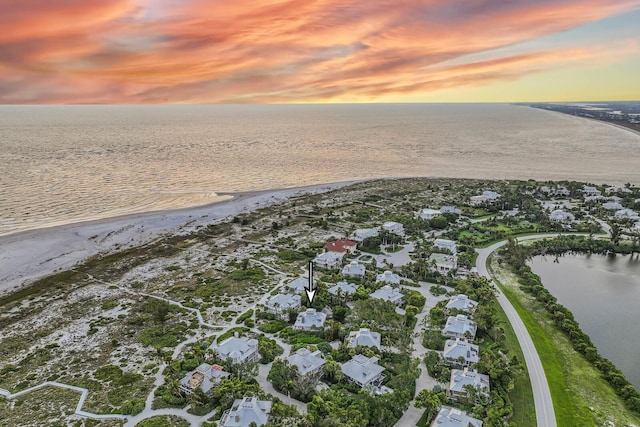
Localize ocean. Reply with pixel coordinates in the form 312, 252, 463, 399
1, 103, 639, 235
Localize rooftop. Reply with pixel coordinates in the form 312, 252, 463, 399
347, 328, 381, 349
341, 354, 385, 385
287, 348, 325, 376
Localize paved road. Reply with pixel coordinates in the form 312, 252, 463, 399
475, 234, 568, 427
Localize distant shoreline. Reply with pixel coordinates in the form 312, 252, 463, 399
0, 179, 362, 297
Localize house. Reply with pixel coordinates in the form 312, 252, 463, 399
284, 277, 308, 294
210, 334, 259, 364
313, 251, 344, 269
429, 253, 458, 274
606, 185, 632, 194
347, 328, 381, 349
352, 228, 379, 242
540, 185, 571, 197
449, 368, 490, 401
433, 238, 457, 254
219, 396, 272, 427
615, 209, 640, 221
341, 355, 385, 388
286, 348, 325, 377
430, 406, 484, 427
381, 221, 405, 235
470, 191, 500, 205
602, 202, 623, 210
325, 239, 357, 253
440, 206, 462, 215
582, 185, 602, 198
342, 260, 366, 278
419, 208, 442, 220
293, 308, 327, 330
442, 314, 477, 339
376, 270, 401, 284
328, 281, 357, 298
549, 209, 575, 223
265, 293, 301, 319
443, 339, 480, 368
445, 294, 478, 314
179, 363, 230, 394
370, 285, 404, 305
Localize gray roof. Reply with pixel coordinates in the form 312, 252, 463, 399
443, 314, 477, 338
431, 406, 483, 427
328, 281, 358, 296
220, 396, 272, 427
352, 228, 379, 241
347, 328, 381, 349
440, 206, 462, 214
449, 368, 490, 394
211, 336, 259, 363
294, 308, 327, 329
285, 277, 308, 293
287, 348, 325, 376
266, 293, 301, 311
603, 202, 624, 210
375, 271, 401, 284
342, 261, 366, 277
370, 285, 403, 303
445, 294, 478, 313
179, 363, 230, 393
443, 339, 479, 365
341, 355, 385, 385
434, 239, 457, 253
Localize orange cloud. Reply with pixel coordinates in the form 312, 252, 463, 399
0, 0, 639, 103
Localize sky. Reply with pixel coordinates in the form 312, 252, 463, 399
1, 0, 639, 104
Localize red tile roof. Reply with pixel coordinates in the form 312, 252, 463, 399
326, 240, 357, 253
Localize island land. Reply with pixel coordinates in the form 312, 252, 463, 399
1, 177, 639, 427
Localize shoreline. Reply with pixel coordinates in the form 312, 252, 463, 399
0, 179, 363, 298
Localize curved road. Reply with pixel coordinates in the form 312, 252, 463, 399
475, 234, 566, 427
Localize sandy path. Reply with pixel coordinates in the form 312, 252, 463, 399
0, 180, 358, 297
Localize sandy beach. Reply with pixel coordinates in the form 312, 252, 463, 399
0, 180, 358, 298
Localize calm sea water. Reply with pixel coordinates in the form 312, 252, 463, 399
530, 254, 640, 389
1, 104, 639, 235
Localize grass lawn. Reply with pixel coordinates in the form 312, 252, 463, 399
489, 257, 640, 427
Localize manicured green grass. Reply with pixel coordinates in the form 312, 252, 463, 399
490, 299, 536, 426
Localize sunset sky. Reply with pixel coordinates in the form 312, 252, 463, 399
1, 0, 639, 104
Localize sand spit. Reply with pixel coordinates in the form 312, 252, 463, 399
0, 180, 358, 297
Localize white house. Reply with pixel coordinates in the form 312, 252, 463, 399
347, 328, 382, 349
602, 202, 624, 210
328, 281, 357, 298
449, 368, 490, 401
440, 206, 462, 215
606, 185, 632, 194
376, 270, 401, 284
549, 209, 575, 223
433, 238, 457, 254
429, 253, 458, 274
211, 335, 259, 364
445, 294, 478, 314
443, 339, 480, 368
293, 308, 327, 330
287, 348, 325, 377
342, 261, 366, 278
265, 293, 301, 319
313, 251, 344, 269
284, 277, 308, 294
470, 191, 500, 205
352, 228, 379, 242
419, 208, 442, 220
582, 186, 602, 198
341, 355, 385, 389
219, 396, 272, 427
179, 363, 230, 394
381, 221, 405, 235
430, 406, 484, 427
442, 314, 477, 340
615, 209, 640, 221
370, 285, 404, 305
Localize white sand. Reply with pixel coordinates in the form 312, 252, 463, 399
0, 181, 358, 297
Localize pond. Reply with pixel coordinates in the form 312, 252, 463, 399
529, 253, 640, 389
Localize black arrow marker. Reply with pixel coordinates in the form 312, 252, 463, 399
305, 261, 317, 304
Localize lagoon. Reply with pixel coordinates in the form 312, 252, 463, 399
529, 253, 640, 389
